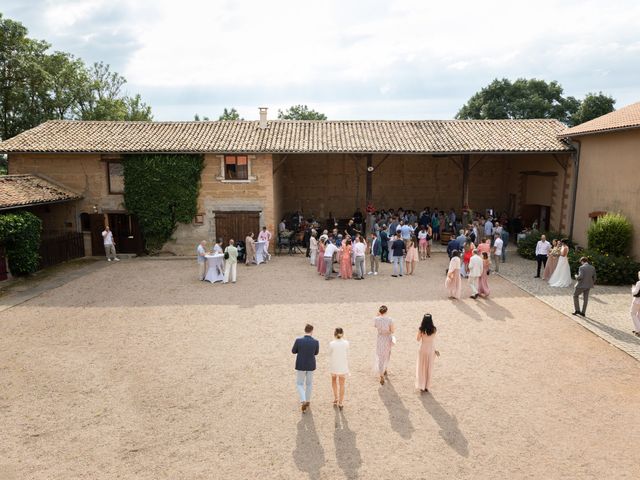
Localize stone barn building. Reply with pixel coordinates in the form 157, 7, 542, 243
0, 112, 575, 255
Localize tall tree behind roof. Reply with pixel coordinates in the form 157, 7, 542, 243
277, 105, 327, 120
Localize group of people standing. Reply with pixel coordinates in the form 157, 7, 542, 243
291, 306, 439, 412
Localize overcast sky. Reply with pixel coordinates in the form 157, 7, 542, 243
3, 0, 640, 121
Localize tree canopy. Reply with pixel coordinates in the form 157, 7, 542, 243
456, 78, 615, 126
218, 108, 243, 120
277, 104, 327, 120
570, 92, 616, 126
0, 13, 152, 140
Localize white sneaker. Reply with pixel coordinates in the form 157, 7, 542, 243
114, 258, 120, 261
107, 258, 112, 262
367, 271, 373, 275
374, 272, 378, 275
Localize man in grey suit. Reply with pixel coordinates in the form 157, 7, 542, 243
292, 324, 320, 413
573, 257, 597, 317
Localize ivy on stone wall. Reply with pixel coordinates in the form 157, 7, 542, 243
123, 154, 204, 252
0, 211, 42, 275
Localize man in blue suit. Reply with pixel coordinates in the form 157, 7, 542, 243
292, 324, 320, 413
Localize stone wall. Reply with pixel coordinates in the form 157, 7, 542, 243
166, 153, 276, 255
279, 153, 516, 219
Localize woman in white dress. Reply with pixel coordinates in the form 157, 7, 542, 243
631, 271, 640, 337
329, 328, 350, 409
548, 240, 573, 288
309, 233, 318, 266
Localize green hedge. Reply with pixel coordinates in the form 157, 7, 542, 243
123, 154, 204, 252
568, 250, 639, 285
0, 211, 42, 275
587, 212, 633, 256
517, 231, 572, 260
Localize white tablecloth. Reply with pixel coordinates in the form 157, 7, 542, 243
204, 254, 225, 282
255, 241, 266, 265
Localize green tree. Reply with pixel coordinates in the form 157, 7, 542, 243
218, 107, 243, 120
0, 14, 152, 140
193, 114, 210, 121
570, 92, 615, 126
456, 78, 580, 124
277, 104, 327, 120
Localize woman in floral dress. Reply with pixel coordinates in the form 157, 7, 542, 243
374, 305, 395, 385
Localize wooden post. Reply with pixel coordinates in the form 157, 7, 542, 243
461, 154, 470, 210
366, 154, 373, 207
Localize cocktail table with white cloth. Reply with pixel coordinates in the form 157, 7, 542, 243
204, 254, 225, 282
255, 241, 267, 265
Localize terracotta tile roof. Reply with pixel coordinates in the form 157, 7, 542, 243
0, 174, 81, 210
0, 119, 572, 154
561, 101, 640, 137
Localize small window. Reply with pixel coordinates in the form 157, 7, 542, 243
224, 155, 248, 180
108, 161, 125, 193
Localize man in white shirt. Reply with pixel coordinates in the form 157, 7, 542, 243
534, 234, 551, 278
196, 240, 207, 280
101, 226, 119, 262
324, 240, 339, 280
257, 226, 272, 261
353, 237, 366, 280
492, 233, 504, 273
468, 249, 483, 299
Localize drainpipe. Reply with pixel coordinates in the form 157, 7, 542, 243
568, 139, 581, 241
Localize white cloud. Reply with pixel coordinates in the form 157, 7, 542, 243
4, 0, 640, 119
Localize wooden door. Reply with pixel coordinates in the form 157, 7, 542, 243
108, 213, 144, 254
215, 211, 260, 245
89, 213, 106, 256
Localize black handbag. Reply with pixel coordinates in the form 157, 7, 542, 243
224, 251, 229, 260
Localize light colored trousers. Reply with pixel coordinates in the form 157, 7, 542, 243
310, 249, 317, 265
355, 256, 365, 278
392, 257, 404, 275
492, 253, 500, 272
468, 276, 480, 295
631, 301, 640, 331
324, 257, 333, 279
296, 370, 314, 403
369, 254, 380, 273
104, 243, 117, 260
223, 261, 237, 283
198, 261, 206, 280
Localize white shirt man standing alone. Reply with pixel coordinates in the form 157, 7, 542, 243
102, 226, 119, 262
492, 233, 504, 273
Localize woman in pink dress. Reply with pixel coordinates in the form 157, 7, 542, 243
340, 239, 353, 279
316, 238, 326, 275
374, 305, 395, 385
405, 238, 419, 275
478, 252, 491, 297
416, 314, 439, 392
445, 250, 462, 299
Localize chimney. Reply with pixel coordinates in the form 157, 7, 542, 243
259, 107, 268, 129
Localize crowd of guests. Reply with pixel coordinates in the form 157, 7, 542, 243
292, 306, 439, 412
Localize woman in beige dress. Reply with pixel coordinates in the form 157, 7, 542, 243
244, 232, 256, 265
416, 314, 439, 393
542, 239, 560, 280
445, 250, 462, 299
329, 328, 350, 409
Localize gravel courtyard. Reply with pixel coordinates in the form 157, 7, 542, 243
1, 254, 639, 480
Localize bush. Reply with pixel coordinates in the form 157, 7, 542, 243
0, 211, 42, 275
123, 154, 204, 252
517, 230, 572, 260
568, 249, 640, 285
587, 213, 633, 257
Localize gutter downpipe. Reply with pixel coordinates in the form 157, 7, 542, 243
568, 139, 581, 241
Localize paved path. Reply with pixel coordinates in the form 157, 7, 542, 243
495, 253, 640, 360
